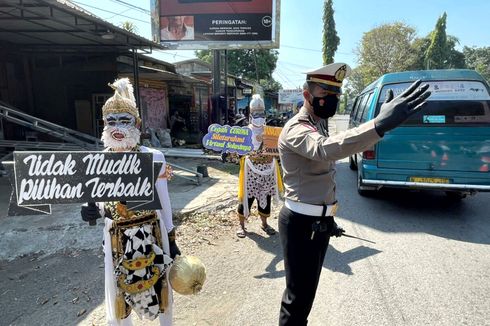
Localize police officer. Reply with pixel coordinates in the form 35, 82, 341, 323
277, 63, 431, 325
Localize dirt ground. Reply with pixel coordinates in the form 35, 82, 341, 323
0, 207, 283, 326
0, 159, 286, 326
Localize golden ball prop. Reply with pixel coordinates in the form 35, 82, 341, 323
169, 255, 206, 295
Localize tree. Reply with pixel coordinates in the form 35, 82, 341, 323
445, 35, 466, 69
352, 15, 469, 97
120, 21, 138, 34
260, 78, 282, 93
345, 66, 371, 97
463, 46, 490, 82
338, 89, 351, 114
322, 0, 340, 65
411, 34, 465, 70
356, 22, 416, 83
425, 12, 448, 69
409, 37, 432, 70
195, 49, 281, 88
195, 50, 213, 64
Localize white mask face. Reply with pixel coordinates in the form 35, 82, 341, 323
251, 117, 266, 127
249, 122, 264, 151
101, 113, 140, 150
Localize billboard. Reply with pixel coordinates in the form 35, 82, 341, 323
278, 89, 303, 104
151, 0, 280, 50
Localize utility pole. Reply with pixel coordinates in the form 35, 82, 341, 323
132, 48, 142, 128
253, 49, 259, 82
212, 49, 221, 124
224, 49, 228, 125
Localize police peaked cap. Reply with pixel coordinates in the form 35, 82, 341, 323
305, 63, 352, 94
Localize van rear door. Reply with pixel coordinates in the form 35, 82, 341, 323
376, 80, 490, 173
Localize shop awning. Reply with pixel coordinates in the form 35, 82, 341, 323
0, 0, 162, 53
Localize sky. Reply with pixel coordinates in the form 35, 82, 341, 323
73, 0, 490, 89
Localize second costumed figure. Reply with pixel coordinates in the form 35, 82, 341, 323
236, 94, 283, 238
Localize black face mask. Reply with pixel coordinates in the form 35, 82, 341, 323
309, 95, 339, 119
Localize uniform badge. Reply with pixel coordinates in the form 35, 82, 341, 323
334, 65, 347, 82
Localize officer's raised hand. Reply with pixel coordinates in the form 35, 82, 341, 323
374, 80, 431, 136
81, 202, 101, 226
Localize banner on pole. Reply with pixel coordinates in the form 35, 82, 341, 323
202, 124, 254, 155
262, 126, 282, 156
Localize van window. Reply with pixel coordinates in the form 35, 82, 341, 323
376, 81, 490, 126
349, 97, 359, 120
356, 92, 372, 123
352, 94, 365, 123
360, 93, 374, 123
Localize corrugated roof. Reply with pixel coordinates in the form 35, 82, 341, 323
0, 0, 163, 53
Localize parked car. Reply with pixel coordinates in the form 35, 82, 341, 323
349, 69, 490, 199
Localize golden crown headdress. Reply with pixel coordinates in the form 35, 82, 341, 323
102, 78, 140, 122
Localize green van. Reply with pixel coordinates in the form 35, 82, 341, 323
349, 69, 490, 199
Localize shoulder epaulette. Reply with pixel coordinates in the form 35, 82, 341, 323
297, 113, 311, 123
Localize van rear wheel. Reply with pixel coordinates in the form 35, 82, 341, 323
445, 191, 467, 200
349, 155, 357, 170
357, 168, 375, 196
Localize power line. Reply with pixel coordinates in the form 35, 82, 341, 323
153, 49, 198, 61
108, 0, 150, 15
281, 44, 356, 56
273, 73, 293, 88
277, 60, 316, 70
276, 62, 303, 75
275, 66, 306, 88
105, 7, 133, 20
72, 1, 150, 24
274, 67, 297, 88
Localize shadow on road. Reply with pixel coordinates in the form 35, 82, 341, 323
247, 231, 284, 279
335, 161, 490, 245
247, 230, 382, 278
325, 244, 382, 275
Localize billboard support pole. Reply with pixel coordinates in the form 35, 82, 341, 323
213, 49, 221, 124
132, 48, 142, 129
224, 49, 228, 125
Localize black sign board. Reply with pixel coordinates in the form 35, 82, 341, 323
5, 152, 163, 216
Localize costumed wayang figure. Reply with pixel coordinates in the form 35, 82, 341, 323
80, 78, 180, 325
236, 94, 283, 238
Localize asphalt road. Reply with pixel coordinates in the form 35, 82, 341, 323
1, 159, 489, 326
307, 160, 490, 326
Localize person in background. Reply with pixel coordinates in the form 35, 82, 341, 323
236, 108, 245, 120
169, 111, 186, 146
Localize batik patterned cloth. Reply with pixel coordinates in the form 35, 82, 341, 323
105, 199, 173, 321
245, 161, 277, 210
237, 155, 283, 218
114, 224, 172, 320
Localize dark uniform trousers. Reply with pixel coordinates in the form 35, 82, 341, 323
278, 206, 334, 326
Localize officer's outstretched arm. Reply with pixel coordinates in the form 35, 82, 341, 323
285, 121, 381, 162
